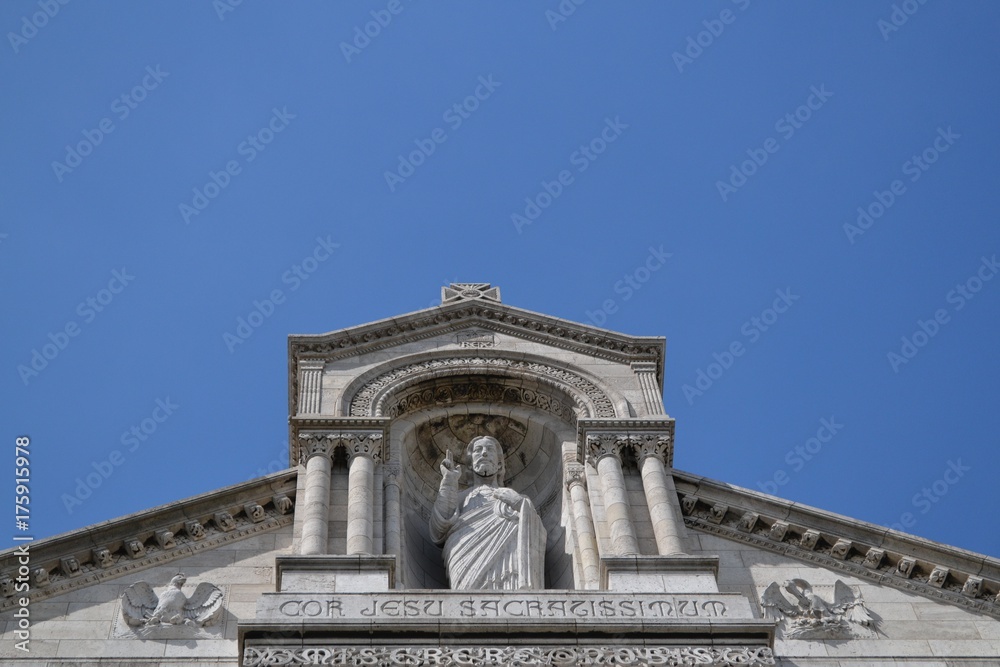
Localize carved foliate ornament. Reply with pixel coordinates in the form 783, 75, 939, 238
272, 494, 293, 514
343, 432, 383, 462
297, 433, 336, 463
633, 433, 672, 465
121, 573, 224, 632
762, 578, 880, 640
214, 512, 236, 532
185, 520, 206, 540
586, 434, 624, 465
799, 530, 821, 550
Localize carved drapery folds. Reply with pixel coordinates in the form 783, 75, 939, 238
296, 429, 385, 556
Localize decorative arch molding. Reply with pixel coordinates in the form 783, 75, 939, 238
343, 352, 628, 419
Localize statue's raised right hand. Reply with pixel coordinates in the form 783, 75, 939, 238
440, 450, 461, 480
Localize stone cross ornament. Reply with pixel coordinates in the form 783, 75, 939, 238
429, 436, 546, 590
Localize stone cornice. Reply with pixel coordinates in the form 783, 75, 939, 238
0, 469, 297, 611
577, 418, 676, 467
672, 469, 1000, 619
287, 301, 665, 417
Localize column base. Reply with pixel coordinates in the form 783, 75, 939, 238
600, 555, 720, 593
275, 554, 396, 593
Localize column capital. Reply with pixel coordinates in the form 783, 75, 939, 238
632, 432, 673, 465
298, 358, 326, 372
565, 462, 588, 491
297, 432, 337, 464
585, 433, 626, 466
341, 432, 384, 463
383, 464, 401, 483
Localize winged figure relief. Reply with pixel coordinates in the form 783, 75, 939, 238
762, 579, 880, 639
122, 574, 224, 628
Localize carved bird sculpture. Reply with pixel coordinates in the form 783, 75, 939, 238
122, 574, 223, 627
762, 578, 880, 638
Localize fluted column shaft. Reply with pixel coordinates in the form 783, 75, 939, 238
566, 464, 600, 589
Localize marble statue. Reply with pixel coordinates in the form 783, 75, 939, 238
430, 436, 546, 590
121, 573, 224, 628
762, 578, 880, 639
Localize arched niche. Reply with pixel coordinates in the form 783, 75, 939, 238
388, 402, 577, 591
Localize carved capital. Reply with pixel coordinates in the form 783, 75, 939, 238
586, 433, 624, 465
632, 433, 672, 465
342, 432, 383, 462
565, 462, 587, 491
297, 433, 337, 463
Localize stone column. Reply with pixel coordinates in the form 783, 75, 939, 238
631, 361, 665, 415
634, 434, 687, 556
383, 465, 401, 566
298, 433, 335, 556
588, 435, 639, 556
297, 359, 325, 414
345, 433, 382, 556
566, 463, 600, 589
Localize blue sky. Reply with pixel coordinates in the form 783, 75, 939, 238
2, 2, 998, 559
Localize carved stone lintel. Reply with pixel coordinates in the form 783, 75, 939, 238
214, 512, 236, 532
863, 548, 885, 569
768, 521, 789, 542
59, 557, 81, 577
155, 531, 175, 549
272, 494, 293, 515
737, 512, 759, 533
963, 576, 983, 597
680, 495, 698, 515
244, 503, 266, 523
830, 539, 852, 560
125, 539, 146, 559
565, 463, 587, 491
929, 566, 949, 588
185, 520, 206, 540
93, 547, 114, 568
707, 503, 728, 525
896, 557, 916, 578
799, 530, 821, 551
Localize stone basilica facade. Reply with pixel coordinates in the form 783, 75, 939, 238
2, 284, 999, 666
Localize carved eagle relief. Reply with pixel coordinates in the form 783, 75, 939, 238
762, 578, 880, 640
121, 574, 224, 628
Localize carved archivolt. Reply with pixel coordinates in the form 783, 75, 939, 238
243, 645, 775, 666
348, 357, 618, 419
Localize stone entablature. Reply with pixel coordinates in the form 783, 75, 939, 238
674, 469, 1000, 619
0, 469, 296, 612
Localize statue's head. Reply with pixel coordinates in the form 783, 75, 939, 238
467, 435, 505, 481
170, 573, 187, 588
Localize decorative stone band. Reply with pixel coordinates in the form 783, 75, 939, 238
582, 432, 674, 467
296, 430, 384, 464
679, 492, 1000, 619
243, 645, 775, 667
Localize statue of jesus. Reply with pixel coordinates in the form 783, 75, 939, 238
429, 435, 546, 590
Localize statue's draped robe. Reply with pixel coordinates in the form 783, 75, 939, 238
430, 485, 546, 590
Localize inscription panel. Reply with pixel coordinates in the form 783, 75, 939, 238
257, 591, 754, 622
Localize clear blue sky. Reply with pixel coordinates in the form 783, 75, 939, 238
3, 2, 998, 558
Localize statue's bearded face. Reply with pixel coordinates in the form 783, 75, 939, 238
471, 438, 500, 477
